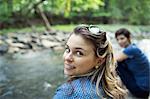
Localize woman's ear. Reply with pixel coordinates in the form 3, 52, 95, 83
98, 58, 105, 65
95, 58, 106, 69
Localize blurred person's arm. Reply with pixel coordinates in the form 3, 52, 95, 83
115, 52, 128, 62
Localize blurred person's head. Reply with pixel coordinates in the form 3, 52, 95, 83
63, 24, 126, 98
115, 28, 131, 48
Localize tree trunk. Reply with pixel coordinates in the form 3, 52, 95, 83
36, 6, 51, 31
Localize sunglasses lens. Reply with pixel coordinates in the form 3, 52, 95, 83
89, 27, 100, 34
89, 26, 100, 34
77, 25, 101, 35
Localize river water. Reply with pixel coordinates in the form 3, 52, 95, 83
0, 50, 65, 99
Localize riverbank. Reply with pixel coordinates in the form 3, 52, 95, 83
0, 30, 69, 55
0, 24, 150, 55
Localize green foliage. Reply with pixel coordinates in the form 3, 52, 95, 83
41, 0, 104, 17
0, 0, 11, 22
0, 0, 150, 25
107, 0, 150, 24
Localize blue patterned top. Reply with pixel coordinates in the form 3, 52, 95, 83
53, 77, 108, 99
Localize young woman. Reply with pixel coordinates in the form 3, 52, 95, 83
115, 28, 150, 98
53, 25, 126, 99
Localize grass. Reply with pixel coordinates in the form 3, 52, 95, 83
0, 24, 150, 34
0, 25, 45, 34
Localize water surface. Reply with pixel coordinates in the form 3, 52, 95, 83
0, 50, 64, 99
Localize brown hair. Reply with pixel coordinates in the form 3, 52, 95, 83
115, 28, 131, 42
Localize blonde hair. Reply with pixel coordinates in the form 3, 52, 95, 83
91, 41, 127, 99
70, 25, 127, 98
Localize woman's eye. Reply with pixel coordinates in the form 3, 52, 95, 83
65, 48, 70, 53
76, 51, 83, 56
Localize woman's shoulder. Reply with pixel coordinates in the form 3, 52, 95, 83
53, 77, 101, 99
53, 77, 91, 94
53, 80, 75, 98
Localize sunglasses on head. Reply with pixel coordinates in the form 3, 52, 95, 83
78, 24, 103, 35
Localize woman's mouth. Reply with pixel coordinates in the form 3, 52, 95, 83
64, 64, 76, 70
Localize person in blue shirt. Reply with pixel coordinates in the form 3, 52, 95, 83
53, 25, 127, 99
115, 28, 150, 98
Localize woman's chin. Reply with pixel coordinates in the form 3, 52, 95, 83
64, 69, 73, 76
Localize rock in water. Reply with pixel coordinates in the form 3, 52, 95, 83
41, 39, 60, 48
0, 44, 9, 55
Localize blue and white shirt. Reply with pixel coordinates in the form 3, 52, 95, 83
53, 77, 108, 99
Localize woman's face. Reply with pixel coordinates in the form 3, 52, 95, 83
116, 34, 130, 48
63, 34, 100, 76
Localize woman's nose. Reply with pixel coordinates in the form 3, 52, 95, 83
65, 52, 73, 62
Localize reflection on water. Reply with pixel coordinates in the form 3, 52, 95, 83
0, 50, 65, 99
